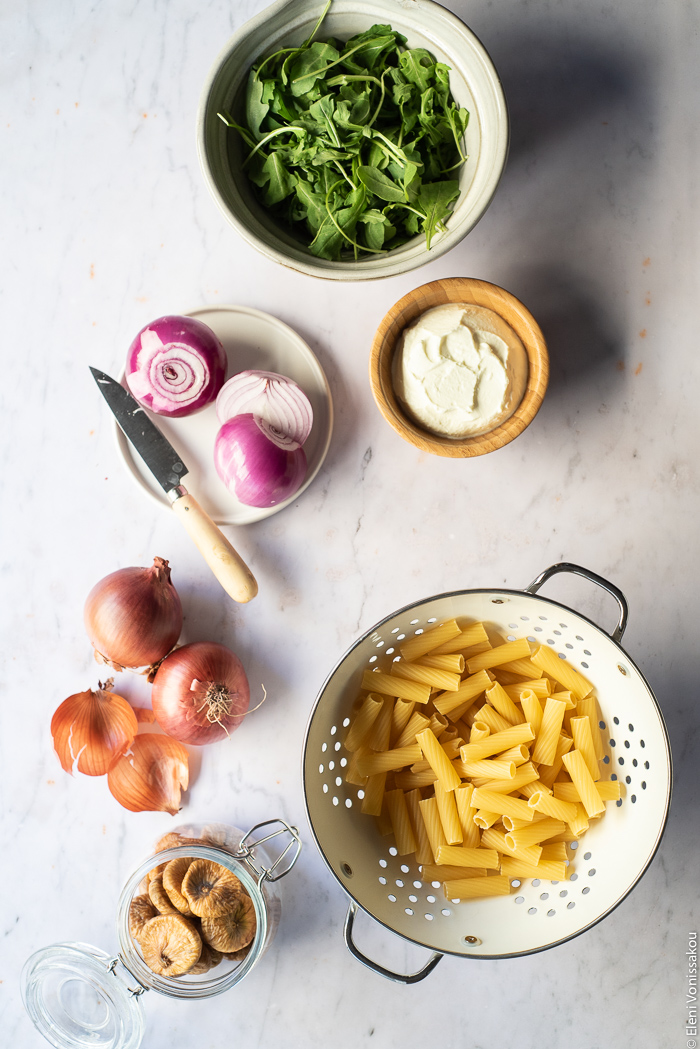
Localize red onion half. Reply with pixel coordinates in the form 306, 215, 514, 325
125, 315, 227, 417
214, 413, 307, 508
151, 641, 250, 745
216, 370, 313, 445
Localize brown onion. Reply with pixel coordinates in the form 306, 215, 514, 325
107, 733, 189, 814
51, 678, 138, 776
84, 556, 183, 670
151, 641, 250, 745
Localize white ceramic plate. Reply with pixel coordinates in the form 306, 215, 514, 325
115, 304, 333, 525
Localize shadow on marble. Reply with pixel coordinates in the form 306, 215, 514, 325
492, 31, 647, 166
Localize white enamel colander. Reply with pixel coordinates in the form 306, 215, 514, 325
302, 563, 672, 982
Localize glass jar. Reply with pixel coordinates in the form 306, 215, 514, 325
22, 819, 301, 1049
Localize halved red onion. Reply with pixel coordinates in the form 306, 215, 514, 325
216, 370, 313, 445
214, 413, 307, 508
125, 315, 227, 418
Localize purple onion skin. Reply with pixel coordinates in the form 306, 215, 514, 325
125, 315, 227, 418
214, 414, 307, 508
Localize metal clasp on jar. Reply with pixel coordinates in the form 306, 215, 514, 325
235, 819, 302, 883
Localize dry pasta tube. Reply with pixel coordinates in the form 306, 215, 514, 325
466, 762, 540, 795
356, 744, 422, 777
429, 622, 489, 655
470, 788, 535, 823
405, 789, 434, 865
570, 716, 599, 781
498, 744, 530, 765
505, 818, 565, 851
552, 690, 576, 710
394, 711, 431, 749
536, 733, 574, 788
530, 645, 593, 700
417, 653, 465, 674
418, 797, 447, 858
421, 864, 487, 882
474, 705, 512, 735
454, 783, 481, 848
443, 875, 512, 900
361, 669, 431, 704
417, 728, 462, 791
520, 690, 544, 734
435, 845, 500, 870
390, 699, 415, 745
385, 789, 418, 855
433, 670, 492, 717
576, 695, 605, 759
540, 842, 569, 862
562, 750, 605, 817
360, 772, 387, 816
467, 637, 532, 675
531, 697, 567, 765
344, 745, 370, 786
528, 789, 579, 823
567, 804, 589, 838
365, 695, 393, 752
460, 723, 535, 762
472, 810, 502, 830
503, 678, 550, 702
498, 855, 568, 881
485, 681, 526, 726
469, 721, 491, 743
399, 619, 461, 662
390, 660, 461, 692
435, 781, 463, 845
376, 798, 393, 836
479, 828, 542, 866
496, 656, 543, 678
394, 769, 437, 790
344, 693, 383, 751
459, 758, 516, 780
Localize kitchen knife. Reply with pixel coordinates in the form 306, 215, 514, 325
90, 366, 258, 603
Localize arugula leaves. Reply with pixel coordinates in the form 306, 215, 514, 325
219, 1, 469, 260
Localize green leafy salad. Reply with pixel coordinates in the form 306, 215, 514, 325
218, 1, 469, 260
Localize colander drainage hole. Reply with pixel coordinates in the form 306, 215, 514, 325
341, 862, 353, 878
463, 935, 481, 945
515, 897, 525, 905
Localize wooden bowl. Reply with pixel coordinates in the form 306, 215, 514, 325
369, 277, 549, 458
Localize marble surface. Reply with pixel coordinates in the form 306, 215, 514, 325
2, 0, 698, 1046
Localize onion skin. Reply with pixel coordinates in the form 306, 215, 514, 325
84, 556, 183, 670
107, 733, 189, 815
214, 414, 307, 508
125, 315, 227, 418
151, 641, 250, 746
51, 679, 138, 776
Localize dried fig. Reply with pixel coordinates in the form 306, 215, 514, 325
129, 894, 158, 942
148, 872, 180, 915
139, 914, 202, 976
200, 894, 256, 953
183, 940, 223, 975
182, 860, 242, 918
162, 857, 195, 916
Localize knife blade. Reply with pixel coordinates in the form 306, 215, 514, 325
90, 367, 258, 603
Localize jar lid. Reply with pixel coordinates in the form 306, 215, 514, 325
22, 942, 146, 1049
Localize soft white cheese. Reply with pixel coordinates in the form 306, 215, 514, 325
392, 304, 529, 438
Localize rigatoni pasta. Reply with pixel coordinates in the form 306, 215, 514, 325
341, 618, 619, 901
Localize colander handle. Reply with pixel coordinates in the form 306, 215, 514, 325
343, 902, 443, 984
526, 562, 629, 643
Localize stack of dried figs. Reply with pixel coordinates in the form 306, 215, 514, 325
129, 833, 256, 977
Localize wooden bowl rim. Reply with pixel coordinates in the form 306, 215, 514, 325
369, 277, 549, 458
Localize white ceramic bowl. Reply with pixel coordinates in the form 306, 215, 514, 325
197, 0, 509, 281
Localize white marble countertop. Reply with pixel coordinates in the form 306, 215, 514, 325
2, 0, 698, 1046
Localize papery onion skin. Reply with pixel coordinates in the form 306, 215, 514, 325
51, 679, 138, 777
107, 733, 189, 815
214, 414, 307, 508
216, 369, 313, 445
152, 641, 250, 746
84, 556, 183, 670
125, 315, 227, 418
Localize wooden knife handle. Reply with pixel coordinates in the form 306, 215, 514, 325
170, 489, 258, 603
